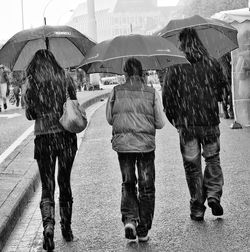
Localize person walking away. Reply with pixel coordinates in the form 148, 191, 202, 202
106, 58, 166, 242
24, 49, 77, 251
156, 69, 166, 90
162, 28, 227, 221
0, 64, 10, 111
219, 52, 234, 119
11, 71, 23, 107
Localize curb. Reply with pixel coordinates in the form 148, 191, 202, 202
0, 92, 110, 251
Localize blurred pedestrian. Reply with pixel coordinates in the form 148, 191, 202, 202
11, 71, 25, 107
162, 28, 227, 221
0, 64, 10, 111
156, 69, 166, 90
219, 52, 234, 119
106, 57, 165, 242
24, 49, 77, 251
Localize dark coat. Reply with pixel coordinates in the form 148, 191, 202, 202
162, 57, 227, 128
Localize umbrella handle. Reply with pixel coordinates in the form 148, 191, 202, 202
45, 37, 49, 50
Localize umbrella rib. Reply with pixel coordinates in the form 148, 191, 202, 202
65, 37, 87, 56
86, 54, 186, 63
12, 40, 31, 70
161, 22, 237, 37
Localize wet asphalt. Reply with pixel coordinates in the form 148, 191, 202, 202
2, 93, 250, 251
63, 104, 250, 251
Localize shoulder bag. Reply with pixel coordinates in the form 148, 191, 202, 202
59, 98, 88, 134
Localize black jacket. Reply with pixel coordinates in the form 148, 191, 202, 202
162, 57, 227, 127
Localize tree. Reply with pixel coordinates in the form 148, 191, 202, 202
174, 0, 248, 18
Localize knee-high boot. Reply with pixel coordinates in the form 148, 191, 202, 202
40, 199, 55, 251
59, 198, 74, 241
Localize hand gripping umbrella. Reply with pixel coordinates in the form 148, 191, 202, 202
78, 34, 189, 75
0, 25, 96, 70
154, 14, 238, 59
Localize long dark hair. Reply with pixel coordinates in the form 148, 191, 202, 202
179, 28, 210, 62
26, 49, 67, 111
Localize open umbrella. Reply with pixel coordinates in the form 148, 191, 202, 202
154, 15, 238, 59
78, 34, 189, 75
0, 25, 96, 70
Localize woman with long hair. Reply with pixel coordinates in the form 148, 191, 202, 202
24, 49, 77, 250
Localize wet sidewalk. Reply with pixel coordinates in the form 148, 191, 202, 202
0, 89, 111, 251
2, 97, 250, 251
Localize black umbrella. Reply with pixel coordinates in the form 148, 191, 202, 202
154, 15, 238, 59
0, 25, 96, 70
78, 34, 189, 75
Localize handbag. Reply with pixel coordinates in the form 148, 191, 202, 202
59, 99, 88, 133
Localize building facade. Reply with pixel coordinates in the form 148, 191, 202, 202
67, 0, 176, 42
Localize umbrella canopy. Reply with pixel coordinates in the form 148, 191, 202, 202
0, 25, 96, 70
154, 15, 238, 59
78, 34, 189, 75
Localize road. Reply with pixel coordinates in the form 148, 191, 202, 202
2, 87, 250, 251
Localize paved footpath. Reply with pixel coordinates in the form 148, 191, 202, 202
2, 89, 250, 251
0, 89, 111, 251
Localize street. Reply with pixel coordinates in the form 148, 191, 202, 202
2, 93, 250, 251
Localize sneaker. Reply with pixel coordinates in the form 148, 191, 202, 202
190, 214, 204, 221
190, 204, 205, 221
138, 235, 149, 242
124, 222, 136, 240
208, 198, 223, 216
3, 103, 7, 110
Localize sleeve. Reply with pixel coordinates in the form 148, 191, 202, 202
66, 74, 77, 100
154, 90, 166, 129
4, 71, 10, 84
106, 88, 115, 125
162, 67, 178, 127
215, 62, 228, 102
23, 79, 37, 120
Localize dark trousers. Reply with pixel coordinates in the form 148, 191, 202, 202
13, 86, 20, 106
34, 132, 77, 203
117, 151, 155, 236
179, 126, 224, 214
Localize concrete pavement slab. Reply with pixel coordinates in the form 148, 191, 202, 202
0, 89, 111, 251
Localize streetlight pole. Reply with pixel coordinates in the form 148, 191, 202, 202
87, 0, 97, 41
43, 0, 55, 25
21, 0, 24, 29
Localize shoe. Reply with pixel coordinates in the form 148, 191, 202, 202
190, 214, 204, 221
190, 203, 205, 221
208, 198, 223, 216
43, 224, 55, 251
124, 222, 136, 240
3, 103, 7, 110
59, 199, 74, 242
138, 235, 149, 242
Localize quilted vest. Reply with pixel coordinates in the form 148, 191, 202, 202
111, 79, 156, 153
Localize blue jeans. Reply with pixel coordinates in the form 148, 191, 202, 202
117, 151, 155, 236
179, 126, 224, 215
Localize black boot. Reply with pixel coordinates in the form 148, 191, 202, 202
40, 199, 55, 251
59, 198, 74, 241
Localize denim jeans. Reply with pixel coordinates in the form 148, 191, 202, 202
117, 151, 155, 236
179, 126, 224, 215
